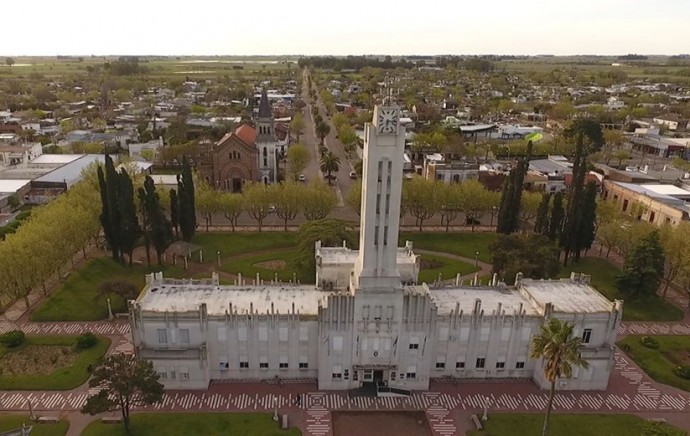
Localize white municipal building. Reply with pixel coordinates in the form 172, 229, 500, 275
130, 102, 623, 392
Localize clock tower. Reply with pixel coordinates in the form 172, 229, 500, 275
353, 102, 405, 291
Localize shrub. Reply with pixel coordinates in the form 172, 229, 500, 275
674, 365, 690, 379
0, 330, 26, 348
76, 332, 98, 350
99, 280, 139, 300
640, 336, 659, 349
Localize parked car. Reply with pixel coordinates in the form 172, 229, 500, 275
298, 174, 306, 182
465, 216, 480, 226
268, 204, 276, 214
349, 171, 357, 179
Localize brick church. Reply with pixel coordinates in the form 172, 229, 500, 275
198, 89, 288, 192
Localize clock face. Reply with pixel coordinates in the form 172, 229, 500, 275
377, 109, 398, 134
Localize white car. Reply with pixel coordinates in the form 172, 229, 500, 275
349, 171, 357, 179
298, 174, 306, 182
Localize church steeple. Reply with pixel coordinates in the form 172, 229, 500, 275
258, 88, 272, 119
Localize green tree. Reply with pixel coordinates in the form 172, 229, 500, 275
459, 180, 497, 232
617, 230, 665, 299
195, 182, 221, 232
295, 219, 354, 274
575, 182, 598, 259
290, 112, 305, 141
302, 181, 338, 220
403, 177, 441, 231
530, 318, 588, 436
81, 354, 164, 435
271, 182, 302, 231
315, 121, 331, 145
319, 151, 340, 184
345, 180, 362, 216
140, 177, 173, 265
286, 143, 309, 181
439, 183, 463, 231
491, 233, 561, 283
117, 169, 140, 266
613, 149, 631, 167
520, 191, 543, 224
218, 191, 243, 232
243, 182, 272, 231
5, 57, 15, 67
547, 191, 565, 241
169, 189, 179, 238
177, 157, 196, 241
98, 155, 121, 261
659, 223, 690, 297
534, 193, 551, 234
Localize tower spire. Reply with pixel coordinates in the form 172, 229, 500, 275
258, 88, 271, 119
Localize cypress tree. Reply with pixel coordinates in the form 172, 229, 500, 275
496, 171, 515, 234
137, 185, 152, 267
118, 169, 140, 266
574, 181, 598, 261
534, 193, 551, 234
177, 157, 196, 242
144, 177, 174, 265
617, 231, 665, 299
497, 141, 532, 235
97, 164, 118, 261
169, 189, 179, 239
548, 191, 565, 241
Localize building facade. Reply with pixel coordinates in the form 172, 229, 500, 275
130, 101, 623, 393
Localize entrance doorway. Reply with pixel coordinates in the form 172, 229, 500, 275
232, 178, 242, 193
373, 370, 384, 385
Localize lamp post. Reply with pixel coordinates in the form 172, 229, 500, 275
216, 250, 221, 267
474, 251, 479, 267
272, 396, 279, 421
107, 298, 113, 321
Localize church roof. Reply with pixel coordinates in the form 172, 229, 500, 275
235, 124, 256, 145
258, 88, 272, 118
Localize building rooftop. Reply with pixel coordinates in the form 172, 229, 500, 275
520, 276, 616, 314
34, 154, 104, 187
137, 280, 327, 316
29, 154, 83, 165
0, 179, 31, 194
318, 244, 417, 266
429, 286, 540, 316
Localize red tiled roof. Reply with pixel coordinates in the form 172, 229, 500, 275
235, 124, 255, 145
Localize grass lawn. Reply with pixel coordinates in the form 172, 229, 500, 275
618, 335, 690, 392
81, 413, 301, 436
220, 248, 313, 284
0, 335, 109, 390
467, 413, 685, 436
193, 232, 298, 264
0, 415, 68, 436
417, 253, 479, 284
400, 232, 497, 264
563, 258, 683, 322
31, 257, 186, 321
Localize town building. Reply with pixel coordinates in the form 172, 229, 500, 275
601, 180, 690, 226
130, 101, 622, 393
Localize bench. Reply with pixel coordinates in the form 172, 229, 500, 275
101, 416, 122, 424
470, 414, 483, 431
37, 416, 59, 424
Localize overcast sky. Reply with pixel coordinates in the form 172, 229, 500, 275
3, 0, 687, 56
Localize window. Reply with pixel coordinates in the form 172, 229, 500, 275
390, 371, 396, 381
299, 326, 308, 341
374, 225, 379, 246
582, 329, 592, 344
179, 328, 190, 344
332, 365, 343, 380
259, 356, 269, 369
157, 329, 167, 344
376, 193, 381, 214
353, 370, 359, 381
219, 357, 229, 370
344, 369, 349, 380
238, 326, 247, 341
240, 357, 249, 369
299, 356, 308, 369
279, 356, 288, 369
409, 337, 419, 350
435, 362, 446, 369
179, 367, 189, 380
406, 365, 417, 379
383, 226, 388, 246
363, 370, 373, 381
496, 361, 505, 369
516, 361, 525, 369
279, 327, 288, 342
456, 361, 465, 369
649, 211, 655, 223
362, 306, 370, 320
156, 366, 167, 380
258, 326, 268, 342
476, 358, 486, 369
170, 370, 176, 380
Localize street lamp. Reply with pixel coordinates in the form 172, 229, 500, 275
273, 396, 279, 421
216, 251, 221, 267
474, 251, 479, 267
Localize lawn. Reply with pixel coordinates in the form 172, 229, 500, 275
81, 413, 301, 436
220, 248, 313, 284
0, 415, 68, 436
193, 232, 298, 264
0, 335, 110, 390
563, 257, 683, 322
31, 257, 185, 321
400, 232, 497, 264
618, 335, 690, 392
417, 253, 479, 284
467, 413, 685, 436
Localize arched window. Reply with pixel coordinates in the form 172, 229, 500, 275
263, 147, 268, 167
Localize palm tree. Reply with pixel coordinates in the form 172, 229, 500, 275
530, 318, 588, 436
320, 151, 340, 185
315, 121, 331, 145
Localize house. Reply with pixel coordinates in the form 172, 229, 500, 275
653, 116, 688, 132
422, 154, 480, 184
601, 181, 690, 226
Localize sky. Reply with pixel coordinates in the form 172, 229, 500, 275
2, 0, 688, 56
